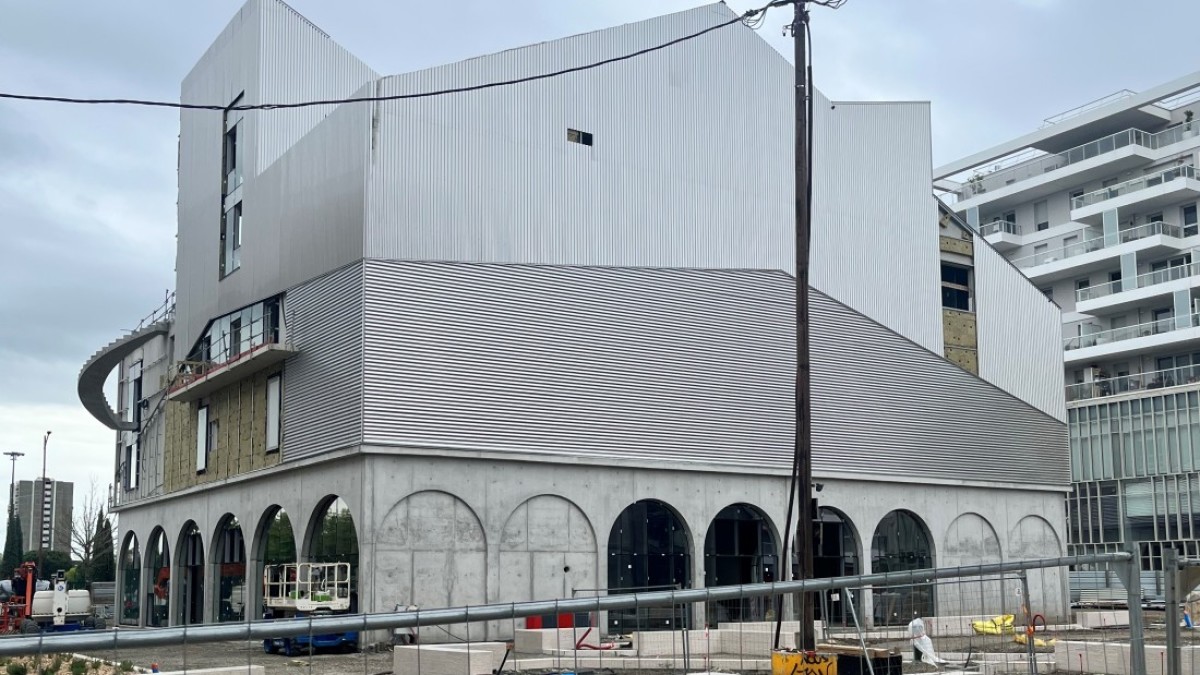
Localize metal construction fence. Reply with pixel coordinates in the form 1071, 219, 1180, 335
0, 551, 1175, 675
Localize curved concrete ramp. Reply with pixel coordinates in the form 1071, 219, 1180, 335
77, 320, 170, 431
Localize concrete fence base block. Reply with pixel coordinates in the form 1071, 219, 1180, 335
513, 627, 599, 653
1076, 610, 1131, 628
394, 642, 508, 675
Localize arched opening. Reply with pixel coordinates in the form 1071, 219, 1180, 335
704, 503, 777, 624
607, 499, 692, 632
212, 514, 247, 622
305, 496, 359, 612
871, 510, 934, 626
119, 533, 141, 626
144, 528, 170, 627
815, 507, 862, 627
254, 506, 296, 620
176, 521, 205, 625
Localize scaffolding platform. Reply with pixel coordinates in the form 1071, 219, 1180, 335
263, 562, 352, 613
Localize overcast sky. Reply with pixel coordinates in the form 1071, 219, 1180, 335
2, 0, 1200, 549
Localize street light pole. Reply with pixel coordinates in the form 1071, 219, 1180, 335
38, 431, 50, 575
3, 452, 23, 516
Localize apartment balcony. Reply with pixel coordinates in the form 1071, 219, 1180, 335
979, 220, 1021, 252
955, 128, 1158, 210
1076, 260, 1200, 315
167, 310, 294, 402
1066, 363, 1200, 404
1063, 312, 1200, 364
1010, 221, 1185, 282
1071, 165, 1200, 223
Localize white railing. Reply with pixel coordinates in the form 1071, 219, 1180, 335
958, 122, 1200, 200
1076, 261, 1199, 302
263, 562, 352, 613
980, 220, 1018, 236
1066, 363, 1200, 402
1063, 312, 1200, 351
1072, 165, 1199, 209
1013, 221, 1182, 269
1042, 89, 1136, 127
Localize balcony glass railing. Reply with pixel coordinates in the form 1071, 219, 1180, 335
958, 122, 1200, 200
1072, 165, 1199, 209
1063, 312, 1200, 351
1066, 363, 1200, 402
980, 220, 1018, 236
1011, 221, 1180, 268
1076, 259, 1199, 303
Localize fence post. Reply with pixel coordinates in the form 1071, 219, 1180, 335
1166, 548, 1181, 675
1018, 571, 1037, 675
1115, 549, 1147, 675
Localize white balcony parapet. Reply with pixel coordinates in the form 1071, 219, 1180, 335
1072, 165, 1198, 209
1063, 312, 1200, 351
1012, 221, 1181, 269
1066, 363, 1200, 403
1076, 260, 1200, 303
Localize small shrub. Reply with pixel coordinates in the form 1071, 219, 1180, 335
48, 656, 63, 673
69, 659, 88, 675
6, 662, 27, 675
88, 663, 100, 672
118, 662, 134, 674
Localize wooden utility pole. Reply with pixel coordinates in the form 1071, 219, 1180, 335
790, 0, 816, 653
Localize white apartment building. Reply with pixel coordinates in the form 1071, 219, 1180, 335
936, 74, 1200, 598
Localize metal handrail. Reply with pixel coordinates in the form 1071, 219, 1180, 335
1063, 312, 1200, 350
1077, 261, 1199, 302
1013, 221, 1181, 268
958, 122, 1200, 200
1073, 165, 1199, 209
980, 220, 1019, 236
1042, 89, 1136, 127
1066, 364, 1200, 402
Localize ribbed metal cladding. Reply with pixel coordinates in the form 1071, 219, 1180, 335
974, 241, 1068, 421
175, 0, 375, 359
360, 260, 1068, 487
809, 93, 944, 354
280, 262, 364, 461
362, 5, 794, 275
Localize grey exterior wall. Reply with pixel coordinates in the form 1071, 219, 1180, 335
175, 0, 376, 359
359, 260, 1068, 488
280, 262, 364, 461
113, 451, 1070, 630
115, 334, 172, 505
363, 5, 792, 274
974, 240, 1068, 420
810, 93, 943, 355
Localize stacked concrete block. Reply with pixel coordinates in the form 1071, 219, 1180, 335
1054, 640, 1174, 675
1075, 610, 1130, 628
394, 641, 508, 675
513, 627, 600, 653
632, 629, 724, 656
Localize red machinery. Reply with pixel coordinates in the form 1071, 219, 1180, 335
1, 562, 42, 634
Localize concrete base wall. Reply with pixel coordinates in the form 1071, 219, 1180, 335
114, 450, 1069, 635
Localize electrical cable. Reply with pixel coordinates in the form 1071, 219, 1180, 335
0, 2, 782, 113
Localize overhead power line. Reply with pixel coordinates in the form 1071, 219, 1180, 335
0, 2, 786, 113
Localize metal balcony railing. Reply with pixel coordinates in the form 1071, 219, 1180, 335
1012, 221, 1180, 269
958, 122, 1200, 200
1063, 312, 1200, 351
980, 220, 1018, 236
1076, 260, 1199, 303
1066, 363, 1200, 402
1072, 165, 1199, 209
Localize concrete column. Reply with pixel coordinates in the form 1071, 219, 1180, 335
1120, 252, 1138, 292
965, 207, 980, 233
1103, 209, 1120, 247
203, 552, 217, 625
1175, 289, 1193, 329
861, 554, 874, 629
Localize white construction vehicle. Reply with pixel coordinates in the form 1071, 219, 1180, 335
261, 562, 356, 655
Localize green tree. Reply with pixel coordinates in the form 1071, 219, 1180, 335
2, 511, 23, 577
91, 513, 115, 583
24, 549, 74, 578
264, 511, 295, 565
